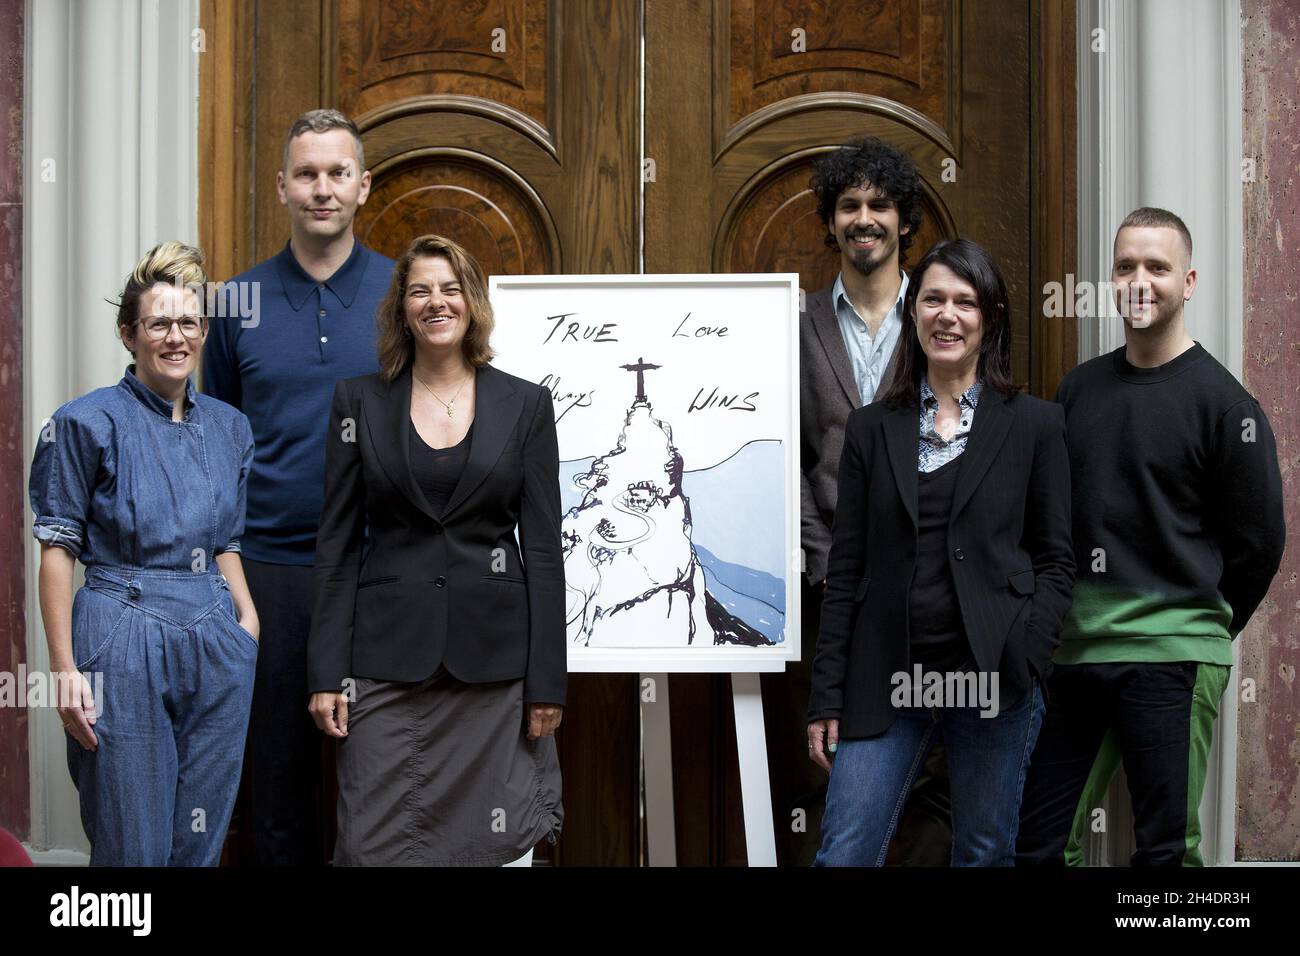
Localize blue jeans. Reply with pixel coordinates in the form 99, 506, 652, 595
815, 681, 1045, 866
66, 566, 258, 866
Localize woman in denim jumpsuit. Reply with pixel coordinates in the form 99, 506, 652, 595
30, 242, 259, 866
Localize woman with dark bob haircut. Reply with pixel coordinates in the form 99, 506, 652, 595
807, 238, 1076, 866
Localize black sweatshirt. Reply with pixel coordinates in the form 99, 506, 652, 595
1053, 343, 1285, 665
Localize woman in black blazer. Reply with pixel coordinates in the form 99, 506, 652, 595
308, 235, 564, 866
807, 239, 1075, 866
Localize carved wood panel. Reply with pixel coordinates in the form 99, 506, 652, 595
723, 0, 958, 154
355, 152, 557, 273
336, 0, 552, 131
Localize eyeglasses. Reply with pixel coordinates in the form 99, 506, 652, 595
137, 316, 206, 340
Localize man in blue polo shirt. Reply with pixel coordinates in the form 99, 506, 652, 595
203, 109, 395, 865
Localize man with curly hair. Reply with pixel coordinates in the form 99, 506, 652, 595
802, 137, 925, 588
789, 136, 951, 865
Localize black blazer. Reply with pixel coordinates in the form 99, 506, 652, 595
808, 387, 1075, 738
308, 362, 567, 706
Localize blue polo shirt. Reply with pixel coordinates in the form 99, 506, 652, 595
202, 239, 395, 565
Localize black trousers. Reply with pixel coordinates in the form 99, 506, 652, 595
242, 557, 325, 865
1016, 661, 1229, 867
764, 578, 952, 866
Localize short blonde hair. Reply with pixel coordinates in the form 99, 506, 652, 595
375, 235, 496, 381
114, 241, 207, 337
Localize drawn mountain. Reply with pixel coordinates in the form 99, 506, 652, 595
561, 358, 777, 648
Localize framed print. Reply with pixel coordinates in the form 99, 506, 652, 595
489, 274, 800, 673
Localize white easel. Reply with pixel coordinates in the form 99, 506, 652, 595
641, 671, 777, 867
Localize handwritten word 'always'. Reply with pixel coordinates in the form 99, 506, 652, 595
540, 373, 594, 422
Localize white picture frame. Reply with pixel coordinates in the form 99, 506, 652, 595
489, 273, 801, 673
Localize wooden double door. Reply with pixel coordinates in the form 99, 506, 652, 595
201, 0, 1074, 866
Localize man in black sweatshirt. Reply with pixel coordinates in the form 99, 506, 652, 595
1017, 207, 1285, 866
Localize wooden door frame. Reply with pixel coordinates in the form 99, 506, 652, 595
1031, 0, 1079, 398
197, 0, 255, 284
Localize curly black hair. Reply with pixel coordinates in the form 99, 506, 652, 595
810, 136, 925, 259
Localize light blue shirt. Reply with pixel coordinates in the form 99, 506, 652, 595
833, 270, 909, 405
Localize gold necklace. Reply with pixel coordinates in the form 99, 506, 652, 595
414, 369, 472, 418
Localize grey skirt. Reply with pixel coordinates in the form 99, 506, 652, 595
334, 666, 563, 866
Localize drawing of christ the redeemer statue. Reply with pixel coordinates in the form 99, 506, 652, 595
620, 357, 660, 404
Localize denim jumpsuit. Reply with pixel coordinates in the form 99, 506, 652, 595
29, 366, 258, 866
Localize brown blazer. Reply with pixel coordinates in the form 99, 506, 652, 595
800, 282, 902, 585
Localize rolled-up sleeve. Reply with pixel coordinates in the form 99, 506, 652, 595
29, 409, 102, 558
